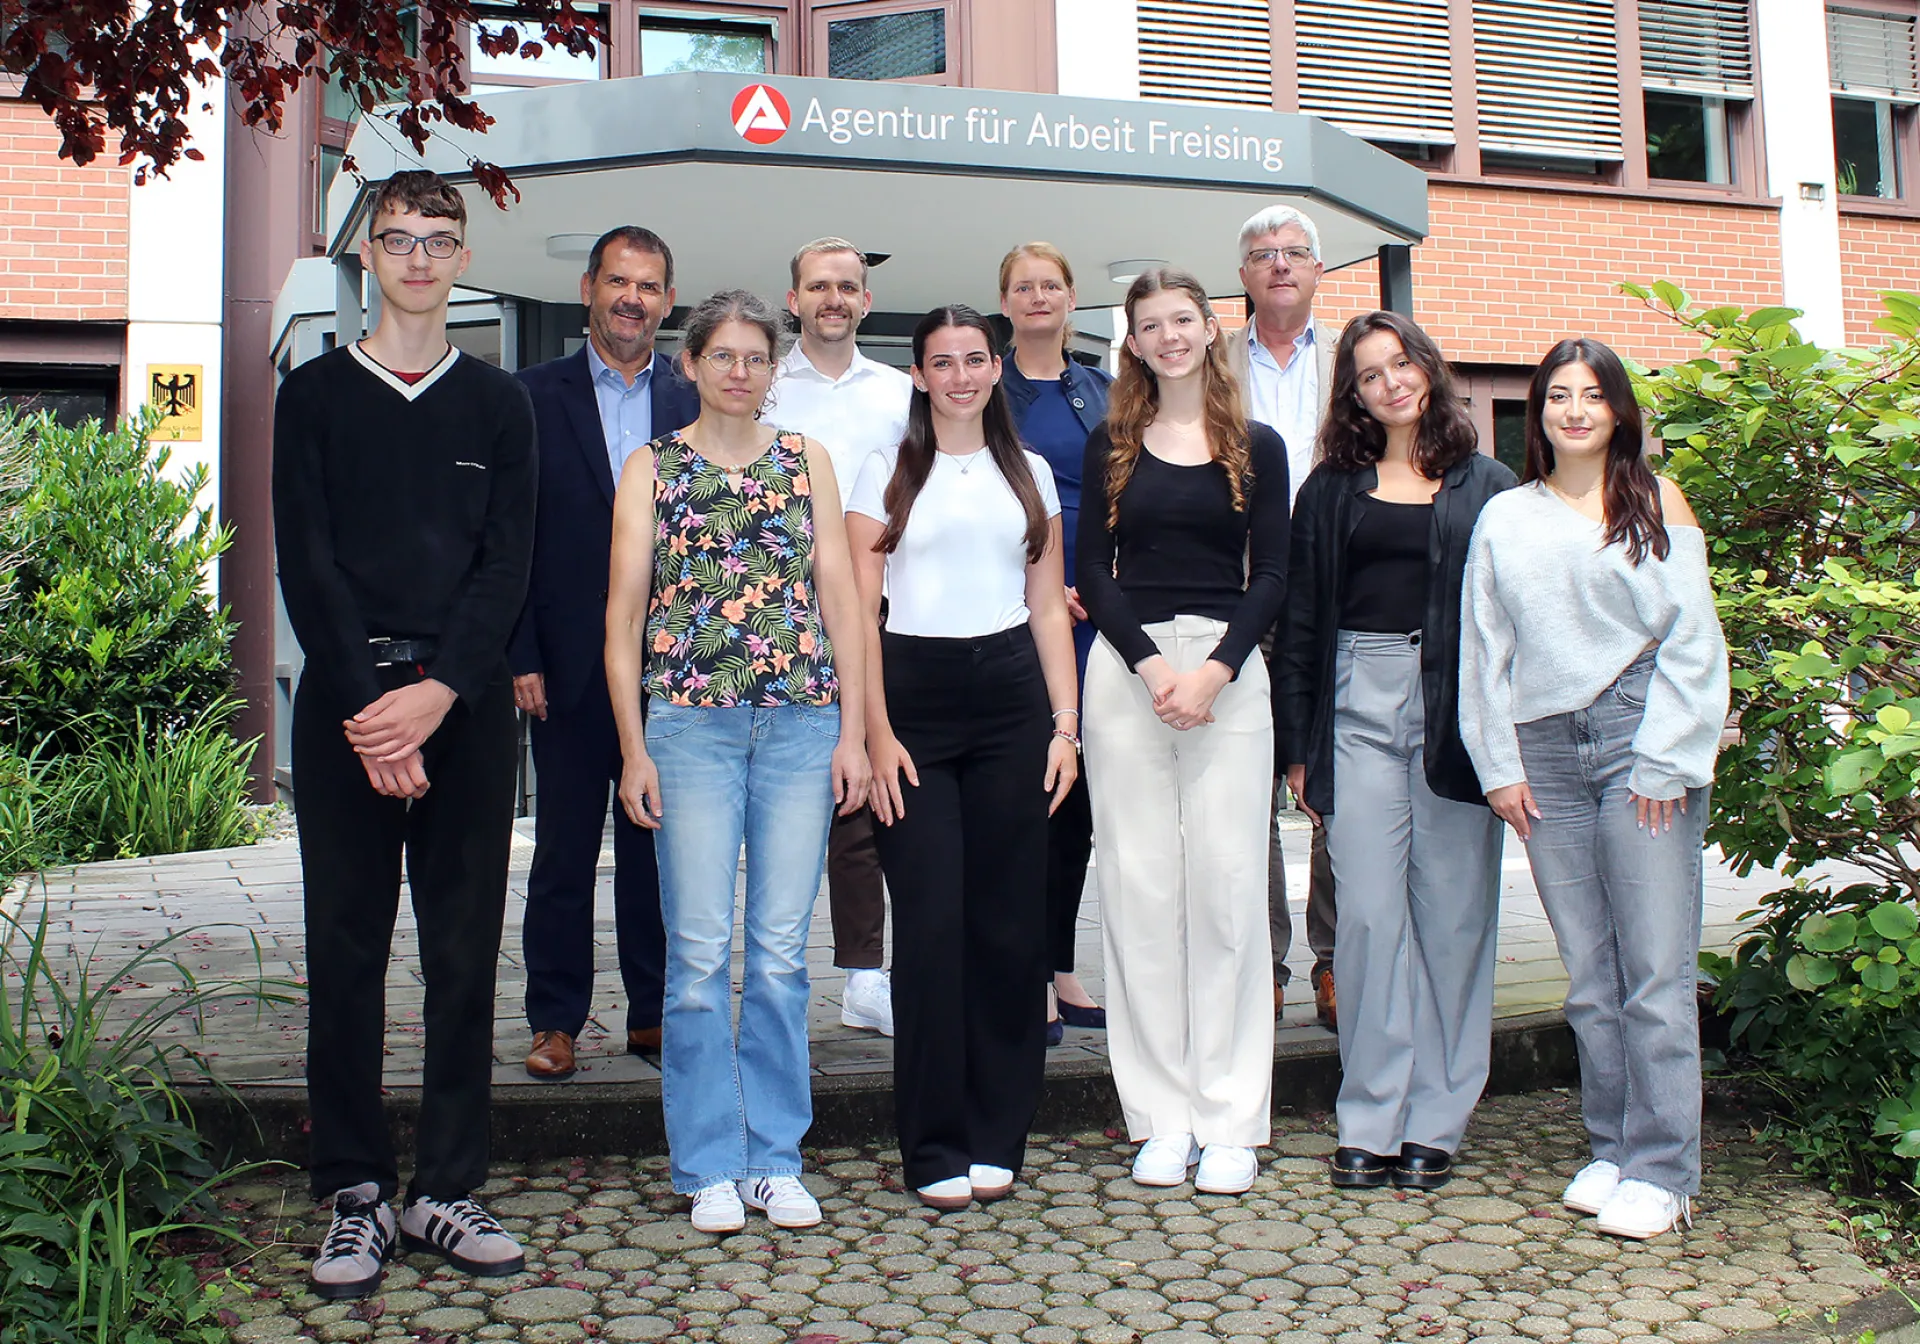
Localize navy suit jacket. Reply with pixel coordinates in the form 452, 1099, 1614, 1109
508, 347, 700, 715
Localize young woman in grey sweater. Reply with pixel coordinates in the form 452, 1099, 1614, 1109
1459, 338, 1729, 1242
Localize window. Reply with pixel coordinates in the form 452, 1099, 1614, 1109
1492, 399, 1528, 478
1474, 0, 1624, 164
0, 366, 119, 430
1639, 0, 1753, 184
638, 19, 771, 76
311, 10, 417, 247
827, 7, 947, 81
468, 5, 605, 93
1829, 6, 1919, 199
1295, 0, 1453, 147
1137, 0, 1271, 108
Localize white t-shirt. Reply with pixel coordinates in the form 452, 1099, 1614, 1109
847, 444, 1061, 638
763, 345, 912, 509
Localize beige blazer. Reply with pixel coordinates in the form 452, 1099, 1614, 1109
1222, 313, 1340, 471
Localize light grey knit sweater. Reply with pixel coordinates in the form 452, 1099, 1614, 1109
1459, 482, 1730, 802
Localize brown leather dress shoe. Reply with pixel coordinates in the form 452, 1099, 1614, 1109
627, 1026, 663, 1057
525, 1030, 577, 1080
1315, 969, 1338, 1032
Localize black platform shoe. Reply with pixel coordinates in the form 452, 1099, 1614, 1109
1330, 1146, 1391, 1189
1391, 1143, 1453, 1191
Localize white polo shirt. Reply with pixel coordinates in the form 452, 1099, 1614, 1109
764, 343, 913, 509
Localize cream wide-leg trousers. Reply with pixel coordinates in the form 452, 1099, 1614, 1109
1084, 616, 1276, 1147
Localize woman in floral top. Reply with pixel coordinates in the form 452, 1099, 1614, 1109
606, 290, 870, 1236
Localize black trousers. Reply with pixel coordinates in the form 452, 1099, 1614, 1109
875, 625, 1051, 1189
294, 666, 517, 1204
522, 667, 665, 1037
1045, 769, 1094, 976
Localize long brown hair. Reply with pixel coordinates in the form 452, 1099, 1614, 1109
877, 306, 1051, 563
1317, 310, 1477, 477
1525, 338, 1670, 564
1102, 268, 1251, 529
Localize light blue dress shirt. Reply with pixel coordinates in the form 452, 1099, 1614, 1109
586, 340, 655, 487
1244, 319, 1318, 506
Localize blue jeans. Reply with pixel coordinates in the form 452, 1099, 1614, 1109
1516, 652, 1709, 1195
645, 699, 839, 1193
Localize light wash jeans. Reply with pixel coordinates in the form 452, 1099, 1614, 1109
1516, 652, 1710, 1195
645, 699, 839, 1194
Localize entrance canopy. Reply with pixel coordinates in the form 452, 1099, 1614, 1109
326, 73, 1428, 314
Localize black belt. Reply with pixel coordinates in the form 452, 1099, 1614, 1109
369, 637, 437, 667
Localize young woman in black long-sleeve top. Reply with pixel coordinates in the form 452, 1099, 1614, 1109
1077, 267, 1289, 1197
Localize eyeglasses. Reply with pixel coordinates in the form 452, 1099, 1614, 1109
700, 351, 773, 374
374, 230, 463, 259
1245, 246, 1316, 270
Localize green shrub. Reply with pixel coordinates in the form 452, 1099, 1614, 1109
67, 706, 262, 861
0, 907, 293, 1342
0, 408, 237, 756
1626, 284, 1920, 1212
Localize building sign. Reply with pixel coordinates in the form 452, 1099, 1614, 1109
148, 365, 203, 442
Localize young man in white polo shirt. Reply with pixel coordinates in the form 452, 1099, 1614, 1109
763, 236, 912, 1035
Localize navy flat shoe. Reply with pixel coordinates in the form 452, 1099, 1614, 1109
1057, 1001, 1107, 1030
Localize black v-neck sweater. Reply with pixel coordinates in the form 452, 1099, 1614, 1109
272, 343, 538, 712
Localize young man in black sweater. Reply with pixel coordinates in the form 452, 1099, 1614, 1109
273, 170, 537, 1300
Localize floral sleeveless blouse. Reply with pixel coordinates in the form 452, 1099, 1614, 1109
643, 429, 838, 708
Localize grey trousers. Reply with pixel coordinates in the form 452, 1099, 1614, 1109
1269, 794, 1335, 989
1325, 632, 1504, 1157
1517, 651, 1708, 1196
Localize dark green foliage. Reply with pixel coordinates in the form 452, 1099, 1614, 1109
0, 408, 238, 756
0, 908, 293, 1341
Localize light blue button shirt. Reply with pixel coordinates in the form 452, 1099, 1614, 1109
586, 340, 655, 487
1245, 319, 1318, 506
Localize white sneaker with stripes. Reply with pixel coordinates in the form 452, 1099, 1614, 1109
309, 1182, 396, 1300
399, 1194, 526, 1275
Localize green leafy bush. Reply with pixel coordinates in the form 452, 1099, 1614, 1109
1627, 284, 1920, 1211
0, 908, 292, 1342
0, 408, 237, 756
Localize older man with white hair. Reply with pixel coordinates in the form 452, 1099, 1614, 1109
1224, 203, 1340, 1032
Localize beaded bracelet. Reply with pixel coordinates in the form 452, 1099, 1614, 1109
1052, 727, 1081, 749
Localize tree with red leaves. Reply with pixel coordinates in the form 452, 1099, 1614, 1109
0, 0, 597, 204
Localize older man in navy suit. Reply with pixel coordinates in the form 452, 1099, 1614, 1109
511, 225, 700, 1079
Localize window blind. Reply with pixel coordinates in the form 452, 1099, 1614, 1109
1295, 0, 1456, 144
1829, 6, 1920, 101
1473, 0, 1625, 160
1138, 0, 1273, 108
1640, 0, 1754, 96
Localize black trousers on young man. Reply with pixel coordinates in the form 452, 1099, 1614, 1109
294, 663, 518, 1204
875, 625, 1053, 1191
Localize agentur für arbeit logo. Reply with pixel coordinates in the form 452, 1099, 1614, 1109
732, 84, 791, 144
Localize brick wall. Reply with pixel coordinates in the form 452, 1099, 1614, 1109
1226, 184, 1785, 372
0, 101, 131, 320
1838, 214, 1920, 348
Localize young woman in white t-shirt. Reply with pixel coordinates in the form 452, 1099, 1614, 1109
845, 305, 1081, 1211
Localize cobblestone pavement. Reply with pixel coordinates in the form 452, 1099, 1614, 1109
6, 819, 1870, 1091
213, 1090, 1888, 1344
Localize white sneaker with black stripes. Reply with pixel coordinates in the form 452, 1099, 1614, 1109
309, 1182, 396, 1300
399, 1193, 526, 1275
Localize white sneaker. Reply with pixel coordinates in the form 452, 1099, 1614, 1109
399, 1193, 525, 1276
1594, 1178, 1693, 1239
916, 1175, 973, 1210
841, 969, 894, 1035
309, 1182, 395, 1300
737, 1175, 821, 1229
969, 1164, 1016, 1201
690, 1181, 747, 1233
1195, 1145, 1258, 1194
1562, 1159, 1621, 1215
1131, 1134, 1201, 1187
